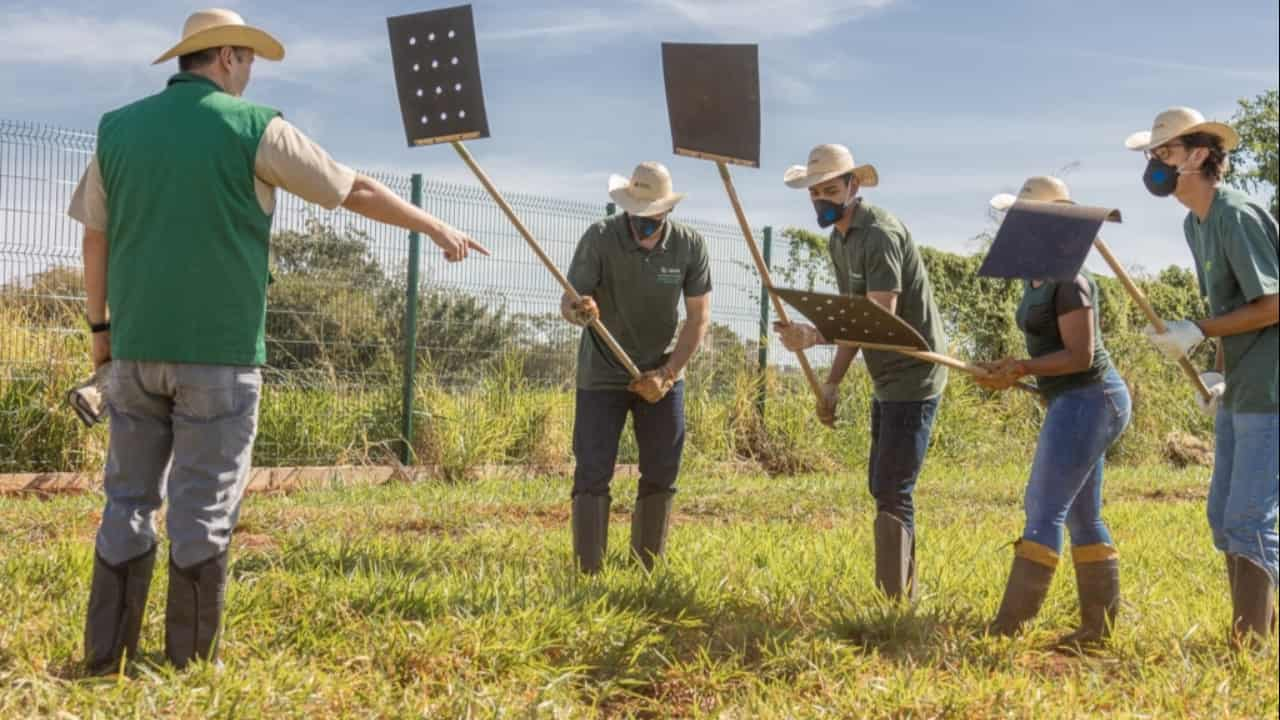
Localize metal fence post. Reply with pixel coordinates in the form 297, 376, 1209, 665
400, 173, 424, 465
756, 226, 772, 416
606, 202, 616, 216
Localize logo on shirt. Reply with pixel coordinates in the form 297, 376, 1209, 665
655, 266, 683, 286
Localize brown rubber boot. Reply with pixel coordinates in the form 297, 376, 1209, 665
1229, 554, 1277, 649
989, 540, 1058, 637
631, 492, 674, 571
571, 495, 610, 575
874, 512, 916, 602
1057, 544, 1120, 650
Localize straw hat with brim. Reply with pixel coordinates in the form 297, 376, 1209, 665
783, 144, 879, 189
608, 162, 686, 217
1124, 106, 1239, 152
990, 175, 1073, 211
153, 9, 285, 65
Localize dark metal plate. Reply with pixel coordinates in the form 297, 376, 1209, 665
661, 43, 760, 167
387, 5, 490, 147
979, 200, 1122, 280
773, 287, 929, 350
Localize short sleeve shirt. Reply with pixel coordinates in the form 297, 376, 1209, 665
566, 214, 712, 390
1184, 188, 1279, 413
1015, 273, 1113, 400
829, 201, 948, 401
68, 116, 357, 230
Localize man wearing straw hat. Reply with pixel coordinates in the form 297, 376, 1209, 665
67, 9, 485, 673
1126, 107, 1279, 646
773, 144, 948, 602
561, 161, 712, 575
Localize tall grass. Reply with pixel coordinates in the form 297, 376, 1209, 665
2, 296, 1215, 476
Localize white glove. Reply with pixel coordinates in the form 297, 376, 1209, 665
1196, 372, 1225, 418
1143, 319, 1205, 360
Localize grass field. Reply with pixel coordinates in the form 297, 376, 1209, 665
1, 464, 1276, 718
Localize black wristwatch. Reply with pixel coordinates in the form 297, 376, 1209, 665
88, 319, 110, 334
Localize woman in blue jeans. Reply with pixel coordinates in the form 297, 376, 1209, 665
976, 177, 1133, 647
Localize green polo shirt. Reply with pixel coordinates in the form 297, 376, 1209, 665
829, 201, 948, 401
1183, 187, 1279, 413
566, 214, 712, 390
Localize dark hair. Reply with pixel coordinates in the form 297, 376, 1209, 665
178, 46, 250, 72
1180, 132, 1229, 182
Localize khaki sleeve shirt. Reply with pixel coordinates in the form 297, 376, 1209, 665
67, 117, 358, 227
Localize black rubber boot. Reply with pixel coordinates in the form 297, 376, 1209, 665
1057, 557, 1120, 649
164, 551, 229, 669
84, 546, 157, 675
571, 495, 610, 575
874, 512, 916, 602
1230, 554, 1277, 649
989, 542, 1057, 637
631, 491, 674, 571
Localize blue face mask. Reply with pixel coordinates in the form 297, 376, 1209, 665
631, 214, 664, 239
814, 199, 845, 228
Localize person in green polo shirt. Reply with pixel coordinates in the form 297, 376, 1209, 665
561, 162, 712, 575
772, 144, 948, 602
66, 9, 486, 674
1126, 107, 1279, 647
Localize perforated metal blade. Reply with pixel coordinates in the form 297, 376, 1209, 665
979, 200, 1122, 280
773, 288, 929, 350
661, 43, 760, 167
387, 5, 490, 147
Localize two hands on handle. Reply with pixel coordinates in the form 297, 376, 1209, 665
1141, 318, 1222, 416
563, 296, 676, 405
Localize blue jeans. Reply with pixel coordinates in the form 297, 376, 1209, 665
97, 361, 261, 568
1022, 370, 1131, 554
1209, 408, 1280, 585
868, 396, 940, 534
572, 381, 686, 499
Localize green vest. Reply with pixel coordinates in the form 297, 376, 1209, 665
97, 73, 280, 366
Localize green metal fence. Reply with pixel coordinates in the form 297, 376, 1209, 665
0, 119, 808, 471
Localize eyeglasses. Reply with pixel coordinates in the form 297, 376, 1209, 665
1144, 142, 1186, 163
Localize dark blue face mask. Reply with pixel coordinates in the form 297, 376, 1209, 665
1143, 157, 1180, 197
814, 199, 846, 228
630, 214, 664, 239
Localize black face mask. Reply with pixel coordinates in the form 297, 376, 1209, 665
631, 214, 663, 239
1143, 157, 1180, 197
813, 199, 846, 228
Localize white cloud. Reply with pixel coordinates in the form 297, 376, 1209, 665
0, 10, 172, 67
651, 0, 898, 38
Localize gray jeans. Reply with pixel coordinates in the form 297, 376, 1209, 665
96, 361, 261, 568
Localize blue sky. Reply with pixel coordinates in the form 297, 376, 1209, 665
2, 0, 1277, 275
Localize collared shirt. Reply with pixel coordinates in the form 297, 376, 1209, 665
567, 214, 712, 390
68, 116, 356, 229
1184, 187, 1279, 413
829, 201, 948, 401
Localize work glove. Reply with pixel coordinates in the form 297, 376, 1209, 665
774, 321, 822, 352
629, 366, 676, 404
1196, 372, 1226, 418
67, 362, 111, 428
1143, 319, 1204, 360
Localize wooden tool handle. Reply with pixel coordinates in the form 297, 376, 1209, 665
842, 341, 1039, 396
716, 162, 825, 400
452, 142, 642, 379
1092, 237, 1211, 402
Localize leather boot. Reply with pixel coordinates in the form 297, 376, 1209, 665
84, 546, 157, 675
164, 550, 229, 669
1230, 554, 1277, 649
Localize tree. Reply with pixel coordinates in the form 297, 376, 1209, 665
1229, 89, 1279, 220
